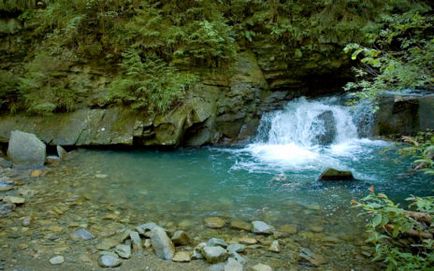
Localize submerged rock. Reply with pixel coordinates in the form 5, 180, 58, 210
318, 168, 354, 181
71, 228, 94, 240
251, 221, 274, 235
227, 244, 245, 254
207, 238, 228, 248
230, 219, 252, 231
251, 263, 272, 271
150, 226, 175, 260
49, 256, 64, 265
224, 258, 243, 271
268, 240, 280, 253
7, 130, 46, 168
205, 217, 226, 229
299, 247, 327, 266
0, 202, 15, 217
171, 230, 191, 246
172, 251, 192, 262
115, 244, 131, 259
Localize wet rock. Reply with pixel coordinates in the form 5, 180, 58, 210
208, 238, 228, 248
150, 226, 175, 260
0, 157, 12, 168
205, 217, 226, 229
231, 252, 247, 265
227, 244, 245, 254
71, 228, 94, 240
172, 251, 191, 262
98, 252, 122, 268
251, 221, 274, 235
209, 263, 226, 271
57, 145, 68, 159
310, 226, 324, 233
30, 169, 44, 177
144, 239, 152, 249
22, 216, 31, 226
268, 241, 280, 253
49, 255, 64, 265
0, 202, 15, 217
136, 222, 158, 236
299, 247, 327, 266
171, 230, 191, 246
238, 237, 257, 245
225, 258, 243, 271
7, 130, 46, 168
312, 110, 336, 145
115, 244, 131, 259
97, 239, 119, 251
318, 168, 354, 181
3, 196, 25, 204
202, 246, 228, 264
129, 231, 142, 251
192, 242, 206, 259
250, 263, 272, 271
230, 219, 252, 231
95, 174, 108, 179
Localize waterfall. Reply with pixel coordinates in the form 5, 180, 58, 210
242, 96, 385, 171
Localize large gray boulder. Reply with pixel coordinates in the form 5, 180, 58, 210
7, 130, 46, 168
312, 110, 336, 145
150, 226, 175, 260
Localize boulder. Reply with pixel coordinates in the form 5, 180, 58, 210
171, 230, 191, 246
98, 252, 122, 268
7, 130, 46, 168
224, 258, 244, 271
312, 110, 336, 145
318, 168, 354, 181
150, 226, 175, 260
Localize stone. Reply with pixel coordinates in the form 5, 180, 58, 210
96, 239, 119, 251
318, 168, 354, 181
172, 251, 191, 262
144, 239, 152, 248
202, 246, 228, 264
231, 252, 247, 265
192, 242, 206, 259
205, 217, 226, 229
115, 244, 131, 259
171, 230, 191, 246
268, 241, 280, 253
95, 174, 108, 179
227, 244, 245, 254
129, 231, 142, 251
310, 226, 324, 233
46, 156, 61, 166
230, 219, 252, 231
0, 202, 15, 217
312, 110, 336, 145
224, 258, 243, 271
0, 157, 12, 168
238, 237, 257, 245
150, 226, 175, 260
207, 238, 228, 248
3, 196, 25, 204
251, 221, 274, 235
250, 263, 272, 271
71, 228, 94, 240
56, 145, 68, 159
0, 178, 14, 192
136, 222, 158, 236
7, 130, 46, 168
299, 247, 327, 266
98, 252, 122, 268
49, 256, 64, 265
22, 216, 31, 226
209, 263, 226, 271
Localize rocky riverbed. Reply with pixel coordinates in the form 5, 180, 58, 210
0, 148, 382, 271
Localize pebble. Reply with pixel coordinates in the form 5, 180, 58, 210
205, 217, 226, 229
96, 238, 119, 251
0, 202, 15, 217
238, 237, 257, 245
22, 216, 31, 226
278, 224, 297, 235
71, 228, 94, 240
268, 240, 280, 253
98, 253, 122, 268
30, 169, 44, 177
172, 251, 192, 262
299, 247, 326, 266
49, 255, 64, 265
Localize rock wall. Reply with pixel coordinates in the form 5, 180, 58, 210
374, 93, 434, 137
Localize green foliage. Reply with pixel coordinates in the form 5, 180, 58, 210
344, 5, 433, 100
400, 131, 434, 175
354, 192, 434, 271
0, 70, 20, 112
108, 49, 198, 113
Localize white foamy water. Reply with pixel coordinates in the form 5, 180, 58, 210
239, 97, 389, 172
